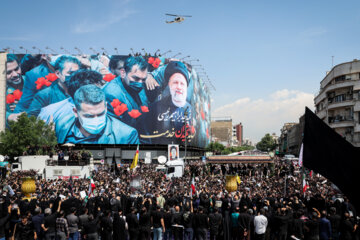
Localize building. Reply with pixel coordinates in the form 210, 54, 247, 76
233, 123, 244, 146
279, 123, 298, 153
315, 59, 360, 147
210, 117, 233, 146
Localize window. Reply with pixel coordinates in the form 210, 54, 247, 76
167, 167, 175, 174
53, 169, 63, 175
334, 94, 345, 102
335, 75, 346, 82
70, 169, 80, 175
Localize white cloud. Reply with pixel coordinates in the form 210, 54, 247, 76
72, 9, 136, 34
212, 89, 314, 143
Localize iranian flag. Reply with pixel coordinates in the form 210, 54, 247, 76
88, 177, 96, 196
302, 173, 309, 193
190, 176, 196, 197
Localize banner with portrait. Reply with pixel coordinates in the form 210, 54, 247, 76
4, 54, 211, 148
168, 144, 179, 161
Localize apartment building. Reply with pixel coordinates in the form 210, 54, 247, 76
315, 59, 360, 146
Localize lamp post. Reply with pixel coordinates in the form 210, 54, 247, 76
184, 107, 189, 163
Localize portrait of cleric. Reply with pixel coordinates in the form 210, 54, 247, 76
4, 54, 210, 147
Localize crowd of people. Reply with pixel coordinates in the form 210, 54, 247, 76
0, 159, 358, 240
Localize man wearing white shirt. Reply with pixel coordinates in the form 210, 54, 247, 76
254, 208, 268, 240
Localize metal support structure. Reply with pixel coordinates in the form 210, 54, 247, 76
160, 50, 171, 56
172, 52, 182, 58
184, 107, 189, 162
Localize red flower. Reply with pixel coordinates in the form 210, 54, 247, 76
151, 58, 161, 68
13, 89, 22, 100
154, 58, 161, 64
6, 94, 15, 104
191, 126, 195, 134
140, 106, 149, 113
103, 73, 116, 82
128, 109, 142, 119
35, 77, 52, 90
114, 103, 128, 116
111, 99, 121, 108
46, 73, 58, 82
148, 57, 154, 64
44, 80, 52, 87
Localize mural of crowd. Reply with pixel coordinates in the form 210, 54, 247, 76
5, 54, 211, 147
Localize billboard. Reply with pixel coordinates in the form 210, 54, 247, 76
4, 54, 211, 148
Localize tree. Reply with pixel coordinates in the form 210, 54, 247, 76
256, 133, 277, 152
206, 142, 225, 155
0, 113, 57, 159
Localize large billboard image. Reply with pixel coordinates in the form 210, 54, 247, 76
4, 54, 211, 147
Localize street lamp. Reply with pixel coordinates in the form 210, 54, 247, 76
184, 107, 190, 163
172, 52, 182, 58
160, 50, 171, 56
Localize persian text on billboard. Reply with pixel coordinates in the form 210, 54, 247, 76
4, 54, 211, 147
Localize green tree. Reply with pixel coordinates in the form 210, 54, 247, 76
256, 133, 277, 152
0, 113, 57, 159
206, 142, 225, 155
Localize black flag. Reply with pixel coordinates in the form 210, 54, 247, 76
113, 152, 120, 176
303, 107, 360, 211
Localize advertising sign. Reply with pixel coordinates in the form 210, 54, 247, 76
4, 54, 211, 147
168, 144, 179, 161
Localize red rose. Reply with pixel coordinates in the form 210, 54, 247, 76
201, 111, 205, 120
111, 99, 121, 108
148, 57, 154, 64
152, 62, 160, 68
140, 106, 149, 113
128, 109, 142, 119
13, 89, 22, 100
35, 77, 51, 89
46, 73, 58, 82
44, 80, 52, 87
154, 58, 161, 64
6, 94, 15, 104
103, 73, 116, 82
114, 103, 128, 116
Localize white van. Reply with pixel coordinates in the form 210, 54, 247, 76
155, 159, 184, 178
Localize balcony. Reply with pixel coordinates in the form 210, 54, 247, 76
327, 98, 354, 110
328, 116, 354, 128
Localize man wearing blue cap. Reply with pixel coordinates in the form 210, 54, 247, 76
137, 61, 192, 144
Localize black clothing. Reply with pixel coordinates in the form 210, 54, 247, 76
113, 213, 126, 240
15, 221, 35, 240
43, 213, 57, 233
209, 212, 222, 235
328, 214, 341, 237
152, 210, 164, 228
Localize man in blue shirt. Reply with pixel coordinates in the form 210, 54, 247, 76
38, 69, 104, 124
103, 56, 149, 128
26, 55, 81, 117
13, 56, 54, 114
5, 54, 24, 125
55, 84, 139, 144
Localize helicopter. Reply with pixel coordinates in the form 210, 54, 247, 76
165, 14, 192, 24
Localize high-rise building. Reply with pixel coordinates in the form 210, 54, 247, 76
234, 123, 243, 146
210, 117, 233, 146
315, 59, 360, 146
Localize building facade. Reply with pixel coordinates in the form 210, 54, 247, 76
234, 123, 244, 146
210, 117, 233, 146
279, 123, 298, 153
315, 59, 360, 147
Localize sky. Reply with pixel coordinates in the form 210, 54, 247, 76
1, 0, 360, 142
